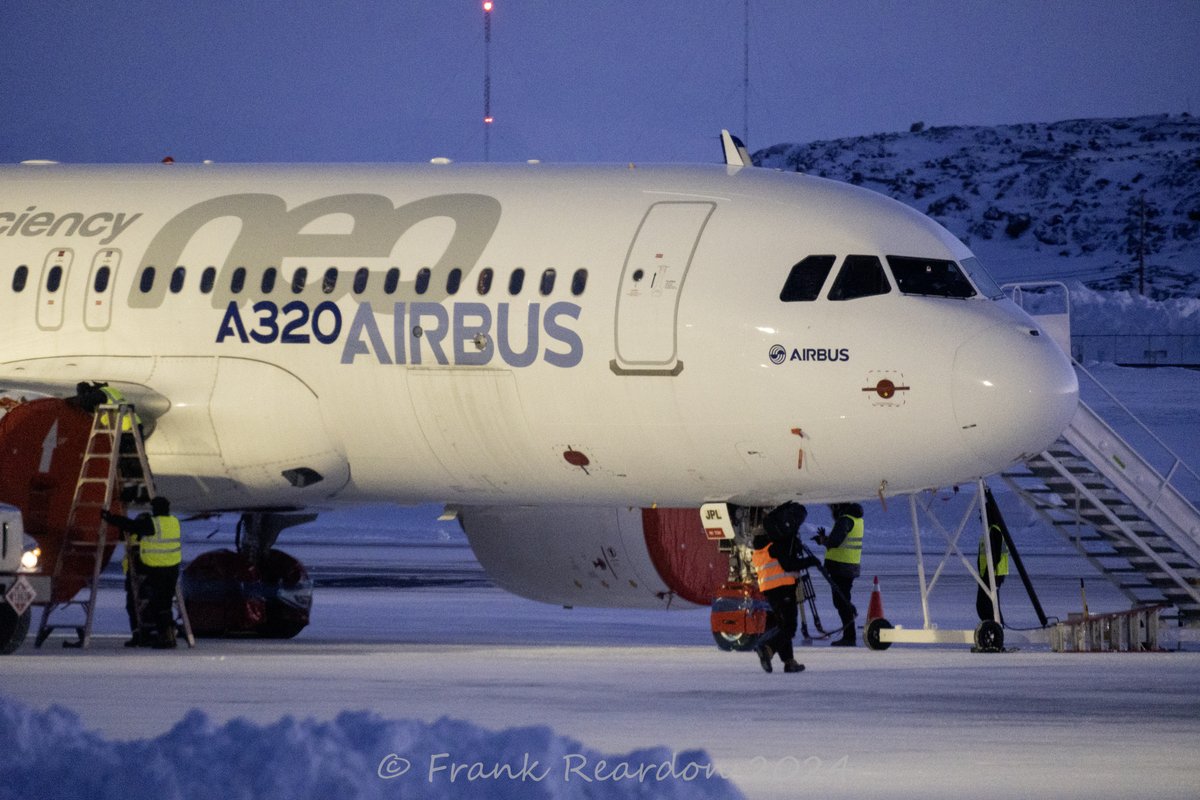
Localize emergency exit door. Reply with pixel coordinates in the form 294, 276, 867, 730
612, 201, 715, 374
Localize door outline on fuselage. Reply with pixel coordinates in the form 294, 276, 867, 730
36, 248, 74, 331
611, 201, 715, 376
84, 249, 120, 331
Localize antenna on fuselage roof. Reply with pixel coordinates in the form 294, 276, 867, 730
720, 129, 752, 168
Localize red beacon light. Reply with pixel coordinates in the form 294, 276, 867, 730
483, 1, 493, 11
484, 116, 494, 124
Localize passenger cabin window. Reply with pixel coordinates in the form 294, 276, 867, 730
539, 268, 556, 296
446, 268, 462, 295
477, 267, 493, 295
571, 269, 588, 296
260, 267, 277, 294
508, 268, 525, 295
415, 267, 431, 295
291, 267, 307, 294
138, 267, 155, 294
779, 255, 836, 302
170, 266, 186, 294
384, 267, 400, 294
887, 256, 976, 299
321, 268, 337, 294
200, 267, 216, 294
94, 266, 111, 293
353, 267, 369, 294
827, 255, 890, 301
230, 267, 246, 294
12, 265, 28, 292
46, 265, 63, 293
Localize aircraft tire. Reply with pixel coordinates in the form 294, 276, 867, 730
0, 604, 31, 655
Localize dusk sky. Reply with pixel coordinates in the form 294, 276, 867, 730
2, 1, 1198, 165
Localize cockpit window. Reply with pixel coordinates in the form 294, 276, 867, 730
779, 255, 836, 302
827, 255, 890, 301
887, 256, 976, 299
959, 256, 1004, 299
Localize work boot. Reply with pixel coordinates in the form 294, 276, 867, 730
830, 634, 856, 647
783, 659, 805, 673
152, 632, 177, 650
755, 644, 774, 673
123, 632, 143, 648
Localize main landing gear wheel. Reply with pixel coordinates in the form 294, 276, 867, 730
865, 617, 894, 650
0, 604, 31, 655
973, 620, 1004, 652
711, 631, 758, 652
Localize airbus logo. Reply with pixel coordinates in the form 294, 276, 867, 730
769, 344, 850, 364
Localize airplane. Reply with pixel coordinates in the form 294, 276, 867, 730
0, 133, 1078, 646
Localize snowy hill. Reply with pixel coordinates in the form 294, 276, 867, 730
755, 114, 1200, 299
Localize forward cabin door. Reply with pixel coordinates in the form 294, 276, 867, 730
612, 201, 715, 375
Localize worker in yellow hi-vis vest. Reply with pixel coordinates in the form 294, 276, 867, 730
72, 381, 147, 492
814, 502, 865, 647
976, 522, 1010, 623
102, 496, 182, 649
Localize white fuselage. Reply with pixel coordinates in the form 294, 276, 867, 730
0, 161, 1078, 512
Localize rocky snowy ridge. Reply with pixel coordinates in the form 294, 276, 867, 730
755, 114, 1200, 299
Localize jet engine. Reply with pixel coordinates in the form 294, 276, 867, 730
459, 505, 727, 609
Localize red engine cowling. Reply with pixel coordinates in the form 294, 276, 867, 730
0, 398, 124, 602
460, 505, 727, 609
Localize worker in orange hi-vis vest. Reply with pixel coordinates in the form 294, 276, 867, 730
751, 501, 815, 674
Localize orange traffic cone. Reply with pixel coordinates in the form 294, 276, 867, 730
866, 575, 885, 623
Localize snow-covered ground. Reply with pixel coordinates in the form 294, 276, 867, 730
3, 364, 1200, 800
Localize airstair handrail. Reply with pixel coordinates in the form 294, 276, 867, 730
1071, 358, 1200, 498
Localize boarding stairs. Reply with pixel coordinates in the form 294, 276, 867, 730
34, 403, 194, 648
1003, 397, 1200, 622
1000, 283, 1200, 625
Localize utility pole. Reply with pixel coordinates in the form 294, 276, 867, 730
483, 1, 494, 162
1138, 192, 1146, 296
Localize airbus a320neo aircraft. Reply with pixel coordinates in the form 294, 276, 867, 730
0, 134, 1077, 630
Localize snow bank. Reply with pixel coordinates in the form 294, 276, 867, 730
0, 695, 742, 800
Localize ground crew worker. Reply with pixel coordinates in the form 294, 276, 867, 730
750, 502, 809, 674
976, 521, 1009, 622
814, 502, 864, 647
102, 496, 182, 649
98, 383, 146, 484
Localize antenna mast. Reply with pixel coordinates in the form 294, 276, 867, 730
483, 1, 494, 161
743, 0, 749, 144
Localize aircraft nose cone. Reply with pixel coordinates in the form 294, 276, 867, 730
952, 322, 1079, 469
